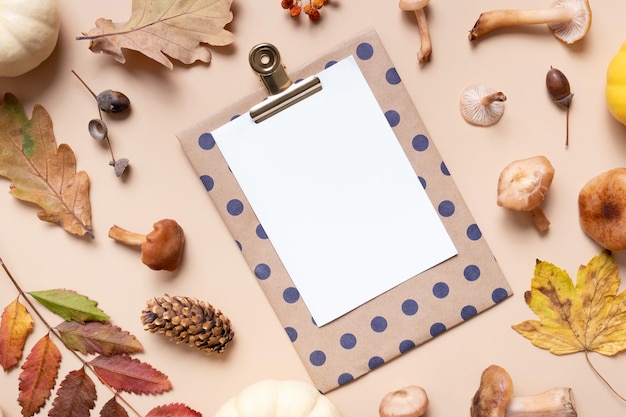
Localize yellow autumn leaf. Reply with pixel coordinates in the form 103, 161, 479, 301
77, 0, 235, 69
0, 297, 34, 371
513, 250, 626, 356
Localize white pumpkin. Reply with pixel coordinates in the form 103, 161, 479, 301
214, 380, 343, 417
0, 0, 61, 77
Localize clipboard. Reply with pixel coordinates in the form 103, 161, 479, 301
176, 28, 512, 393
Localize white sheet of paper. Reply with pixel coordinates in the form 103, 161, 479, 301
213, 56, 457, 326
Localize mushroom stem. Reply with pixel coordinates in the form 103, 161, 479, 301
505, 387, 577, 417
481, 92, 507, 106
108, 225, 147, 246
529, 207, 551, 233
469, 7, 573, 40
415, 9, 432, 64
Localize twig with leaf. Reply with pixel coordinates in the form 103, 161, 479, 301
0, 256, 201, 417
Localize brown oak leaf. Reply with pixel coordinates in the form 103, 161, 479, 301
77, 0, 235, 69
90, 354, 173, 394
0, 93, 93, 238
56, 321, 143, 356
48, 368, 97, 417
0, 297, 34, 371
18, 334, 62, 417
147, 403, 202, 417
100, 397, 130, 417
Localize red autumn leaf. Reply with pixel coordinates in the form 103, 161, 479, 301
56, 321, 143, 356
18, 334, 62, 417
100, 397, 129, 417
48, 368, 97, 417
90, 354, 172, 394
0, 297, 34, 371
147, 403, 202, 417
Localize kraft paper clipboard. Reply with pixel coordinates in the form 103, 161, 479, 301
177, 28, 512, 393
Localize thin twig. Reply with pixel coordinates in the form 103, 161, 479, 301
585, 350, 626, 402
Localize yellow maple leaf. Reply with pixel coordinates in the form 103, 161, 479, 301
513, 250, 626, 356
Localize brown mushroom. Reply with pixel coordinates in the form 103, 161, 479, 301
379, 385, 429, 417
399, 0, 432, 65
108, 219, 185, 271
497, 156, 555, 232
469, 0, 592, 44
471, 365, 577, 417
578, 168, 626, 251
460, 83, 507, 126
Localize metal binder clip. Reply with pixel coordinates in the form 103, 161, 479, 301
249, 43, 322, 123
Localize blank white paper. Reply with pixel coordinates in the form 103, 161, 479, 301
213, 56, 457, 326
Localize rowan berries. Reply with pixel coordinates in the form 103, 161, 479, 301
282, 0, 326, 21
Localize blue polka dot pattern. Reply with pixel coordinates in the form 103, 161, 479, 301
254, 263, 271, 280
198, 132, 215, 150
340, 333, 357, 349
235, 240, 242, 250
324, 60, 337, 69
433, 282, 449, 298
401, 299, 419, 315
412, 134, 429, 151
385, 68, 401, 85
438, 200, 455, 217
310, 350, 326, 366
285, 327, 298, 342
338, 373, 354, 385
368, 356, 384, 369
226, 199, 244, 216
492, 288, 509, 303
256, 224, 268, 239
418, 176, 426, 189
356, 42, 374, 60
430, 323, 447, 337
200, 175, 214, 191
385, 110, 400, 127
461, 305, 478, 320
464, 264, 481, 281
466, 224, 482, 240
370, 316, 388, 332
283, 287, 300, 303
440, 161, 450, 176
399, 339, 415, 353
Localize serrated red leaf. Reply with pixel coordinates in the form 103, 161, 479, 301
48, 368, 97, 417
0, 298, 34, 371
18, 334, 62, 417
100, 397, 129, 417
56, 321, 143, 356
90, 354, 172, 394
146, 403, 202, 417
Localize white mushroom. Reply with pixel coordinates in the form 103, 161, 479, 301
379, 386, 429, 417
469, 0, 592, 44
399, 0, 432, 65
460, 84, 507, 126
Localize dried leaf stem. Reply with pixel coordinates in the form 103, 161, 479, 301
0, 256, 143, 417
584, 350, 626, 402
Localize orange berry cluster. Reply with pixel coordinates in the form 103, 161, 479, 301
281, 0, 327, 21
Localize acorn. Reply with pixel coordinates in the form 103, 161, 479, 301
546, 66, 573, 147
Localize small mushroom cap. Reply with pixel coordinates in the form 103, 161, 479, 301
460, 84, 506, 126
578, 168, 626, 251
399, 0, 430, 11
470, 365, 513, 417
141, 219, 185, 271
379, 385, 429, 417
497, 156, 555, 211
549, 0, 592, 44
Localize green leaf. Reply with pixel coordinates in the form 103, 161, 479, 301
28, 290, 109, 324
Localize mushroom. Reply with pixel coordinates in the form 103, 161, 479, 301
578, 168, 626, 251
497, 156, 555, 232
468, 0, 592, 44
379, 385, 429, 417
399, 0, 432, 65
471, 365, 577, 417
460, 83, 507, 126
108, 219, 185, 271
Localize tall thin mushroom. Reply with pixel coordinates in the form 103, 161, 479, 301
469, 0, 592, 44
399, 0, 432, 65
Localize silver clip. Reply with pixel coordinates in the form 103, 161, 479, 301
249, 43, 322, 123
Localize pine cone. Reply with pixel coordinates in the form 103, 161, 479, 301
141, 294, 234, 354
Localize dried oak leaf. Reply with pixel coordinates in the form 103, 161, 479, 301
77, 0, 235, 69
513, 250, 626, 356
48, 368, 97, 417
90, 354, 173, 394
56, 321, 144, 356
28, 289, 110, 324
147, 403, 202, 417
0, 93, 93, 238
18, 334, 62, 417
0, 297, 34, 371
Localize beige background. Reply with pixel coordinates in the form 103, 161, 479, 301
1, 1, 625, 416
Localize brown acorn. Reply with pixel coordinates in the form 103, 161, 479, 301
546, 66, 573, 147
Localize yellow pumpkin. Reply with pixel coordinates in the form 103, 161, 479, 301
606, 41, 626, 127
213, 380, 342, 417
0, 0, 61, 77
